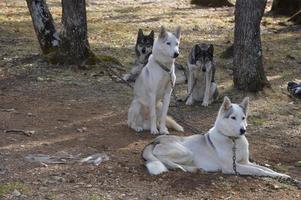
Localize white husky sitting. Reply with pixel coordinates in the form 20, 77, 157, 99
142, 96, 290, 179
127, 26, 184, 135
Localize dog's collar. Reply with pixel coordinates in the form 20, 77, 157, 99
155, 60, 171, 74
218, 131, 241, 141
228, 136, 240, 141
206, 133, 216, 150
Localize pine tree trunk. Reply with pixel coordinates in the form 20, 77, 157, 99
58, 0, 91, 64
233, 0, 269, 92
271, 0, 301, 16
26, 0, 59, 55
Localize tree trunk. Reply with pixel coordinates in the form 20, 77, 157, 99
57, 0, 91, 64
271, 0, 301, 16
26, 0, 59, 55
191, 0, 233, 7
233, 0, 269, 92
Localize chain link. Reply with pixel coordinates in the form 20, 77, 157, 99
230, 138, 239, 175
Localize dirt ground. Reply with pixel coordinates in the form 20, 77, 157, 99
0, 0, 300, 199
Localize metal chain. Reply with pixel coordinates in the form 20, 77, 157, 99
168, 74, 203, 134
106, 66, 133, 89
230, 138, 239, 175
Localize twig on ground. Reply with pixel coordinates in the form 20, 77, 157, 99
4, 129, 35, 137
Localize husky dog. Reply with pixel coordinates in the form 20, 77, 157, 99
123, 29, 187, 84
142, 96, 290, 179
186, 43, 218, 106
123, 29, 154, 82
128, 26, 184, 135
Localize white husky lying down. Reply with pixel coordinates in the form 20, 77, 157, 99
142, 96, 290, 179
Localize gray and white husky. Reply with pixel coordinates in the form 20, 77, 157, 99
123, 29, 154, 82
142, 96, 290, 179
186, 43, 219, 106
123, 29, 187, 84
128, 26, 184, 135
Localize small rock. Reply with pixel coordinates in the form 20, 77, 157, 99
76, 127, 87, 133
12, 189, 21, 197
272, 184, 280, 190
295, 161, 301, 167
52, 176, 66, 183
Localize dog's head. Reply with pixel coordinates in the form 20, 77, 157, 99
189, 43, 214, 72
215, 96, 249, 137
153, 26, 181, 60
135, 29, 154, 60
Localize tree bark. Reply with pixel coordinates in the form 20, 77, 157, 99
57, 0, 91, 64
191, 0, 234, 7
271, 0, 301, 16
26, 0, 59, 55
233, 0, 269, 92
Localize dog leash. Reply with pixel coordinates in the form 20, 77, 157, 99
106, 65, 134, 89
229, 136, 239, 176
154, 59, 205, 134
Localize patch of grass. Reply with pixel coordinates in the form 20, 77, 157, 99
0, 182, 28, 197
249, 115, 267, 126
88, 194, 104, 200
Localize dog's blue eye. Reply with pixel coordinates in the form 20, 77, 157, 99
166, 42, 171, 45
231, 116, 236, 120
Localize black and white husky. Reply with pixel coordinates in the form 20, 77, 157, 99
128, 26, 184, 135
123, 29, 154, 82
142, 96, 290, 179
186, 43, 219, 106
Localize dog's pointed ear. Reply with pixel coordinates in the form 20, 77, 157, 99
190, 44, 200, 64
209, 44, 214, 56
174, 26, 181, 39
137, 29, 144, 41
221, 96, 232, 111
159, 26, 167, 40
240, 97, 249, 115
149, 30, 154, 39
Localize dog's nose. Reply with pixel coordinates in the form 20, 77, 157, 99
173, 52, 179, 58
240, 128, 246, 135
142, 48, 146, 54
202, 67, 206, 72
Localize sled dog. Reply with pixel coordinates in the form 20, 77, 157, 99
186, 43, 218, 106
142, 96, 290, 179
128, 26, 184, 134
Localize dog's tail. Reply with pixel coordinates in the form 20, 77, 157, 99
142, 142, 168, 175
166, 116, 184, 132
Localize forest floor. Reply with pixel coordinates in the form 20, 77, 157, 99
0, 0, 300, 199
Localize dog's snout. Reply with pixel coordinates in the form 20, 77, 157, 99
240, 128, 246, 135
142, 47, 146, 54
202, 67, 206, 72
173, 52, 179, 58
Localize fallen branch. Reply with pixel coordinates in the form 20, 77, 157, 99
0, 108, 16, 112
4, 129, 35, 137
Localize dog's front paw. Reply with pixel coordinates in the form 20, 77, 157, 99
134, 127, 143, 132
202, 101, 209, 107
151, 128, 159, 135
160, 127, 169, 135
278, 173, 291, 179
186, 98, 194, 106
